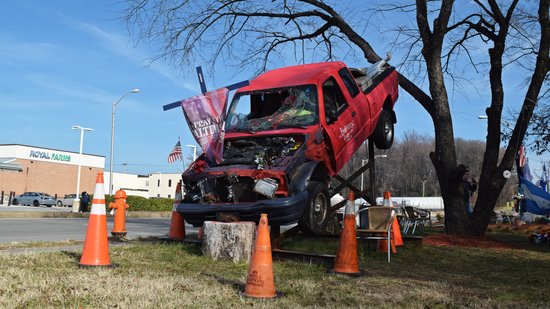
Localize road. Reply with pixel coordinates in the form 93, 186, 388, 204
0, 205, 298, 244
0, 207, 197, 244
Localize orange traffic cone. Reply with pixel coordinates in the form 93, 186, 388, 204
392, 217, 403, 247
377, 237, 397, 254
80, 172, 111, 267
379, 191, 400, 252
382, 191, 392, 207
244, 214, 277, 298
332, 191, 361, 275
383, 191, 403, 246
169, 181, 186, 240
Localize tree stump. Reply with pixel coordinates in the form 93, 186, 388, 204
202, 221, 256, 263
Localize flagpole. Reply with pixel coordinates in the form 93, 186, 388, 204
546, 162, 549, 192
178, 136, 186, 191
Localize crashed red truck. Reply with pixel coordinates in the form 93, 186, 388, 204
177, 58, 399, 234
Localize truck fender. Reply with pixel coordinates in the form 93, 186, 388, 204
383, 98, 397, 123
288, 161, 329, 195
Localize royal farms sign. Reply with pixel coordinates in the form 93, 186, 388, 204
29, 150, 71, 162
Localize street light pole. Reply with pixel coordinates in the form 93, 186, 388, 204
72, 125, 93, 212
186, 144, 197, 161
422, 179, 428, 197
109, 88, 140, 196
360, 155, 388, 192
361, 159, 368, 191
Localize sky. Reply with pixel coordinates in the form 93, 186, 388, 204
0, 1, 547, 178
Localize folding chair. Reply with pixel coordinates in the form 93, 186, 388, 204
403, 206, 431, 235
356, 206, 395, 262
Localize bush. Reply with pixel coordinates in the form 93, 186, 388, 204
102, 195, 173, 212
533, 216, 549, 224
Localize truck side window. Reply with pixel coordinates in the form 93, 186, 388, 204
322, 77, 348, 123
338, 68, 360, 98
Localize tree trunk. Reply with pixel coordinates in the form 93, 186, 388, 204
202, 221, 256, 263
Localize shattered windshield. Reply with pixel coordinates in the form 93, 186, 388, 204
225, 85, 318, 132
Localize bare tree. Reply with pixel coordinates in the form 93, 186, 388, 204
504, 102, 549, 155
123, 0, 549, 235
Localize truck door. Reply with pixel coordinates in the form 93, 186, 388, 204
321, 76, 360, 172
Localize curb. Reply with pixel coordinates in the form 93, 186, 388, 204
0, 211, 172, 219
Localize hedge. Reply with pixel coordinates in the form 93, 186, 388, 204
100, 195, 174, 212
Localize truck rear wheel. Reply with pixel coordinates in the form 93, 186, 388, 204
300, 181, 330, 235
373, 110, 394, 149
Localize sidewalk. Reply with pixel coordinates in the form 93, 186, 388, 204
0, 205, 171, 219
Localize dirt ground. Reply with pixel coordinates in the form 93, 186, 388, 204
424, 234, 520, 249
487, 223, 550, 235
424, 223, 550, 249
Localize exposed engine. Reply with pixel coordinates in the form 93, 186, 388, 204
182, 135, 303, 204
221, 135, 302, 167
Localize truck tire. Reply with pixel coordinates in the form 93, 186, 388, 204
12, 199, 18, 205
300, 181, 330, 235
373, 110, 394, 149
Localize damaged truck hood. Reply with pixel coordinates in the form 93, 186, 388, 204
181, 128, 319, 204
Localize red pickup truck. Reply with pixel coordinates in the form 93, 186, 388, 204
178, 59, 399, 234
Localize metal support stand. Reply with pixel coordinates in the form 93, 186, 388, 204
368, 138, 376, 204
328, 139, 377, 214
270, 225, 281, 250
267, 139, 379, 265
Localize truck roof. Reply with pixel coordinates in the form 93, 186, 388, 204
237, 61, 347, 92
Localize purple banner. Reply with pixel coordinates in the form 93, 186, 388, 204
180, 88, 229, 163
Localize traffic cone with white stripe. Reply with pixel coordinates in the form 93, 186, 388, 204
378, 191, 400, 253
383, 191, 403, 246
332, 191, 361, 275
79, 172, 111, 267
169, 181, 185, 240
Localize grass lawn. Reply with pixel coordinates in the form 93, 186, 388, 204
0, 230, 548, 308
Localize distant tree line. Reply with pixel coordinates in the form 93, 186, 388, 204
336, 131, 515, 208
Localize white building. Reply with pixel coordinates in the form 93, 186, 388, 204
375, 196, 444, 210
105, 172, 182, 199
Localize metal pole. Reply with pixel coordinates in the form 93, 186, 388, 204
109, 102, 116, 196
422, 179, 427, 197
361, 159, 368, 191
368, 139, 376, 204
72, 126, 92, 212
186, 145, 197, 161
108, 89, 140, 196
76, 128, 84, 199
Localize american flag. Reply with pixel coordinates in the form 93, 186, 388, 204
167, 141, 182, 164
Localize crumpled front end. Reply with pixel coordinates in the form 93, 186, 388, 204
178, 134, 309, 226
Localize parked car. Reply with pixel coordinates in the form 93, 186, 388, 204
56, 193, 77, 207
12, 192, 56, 207
178, 58, 399, 234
